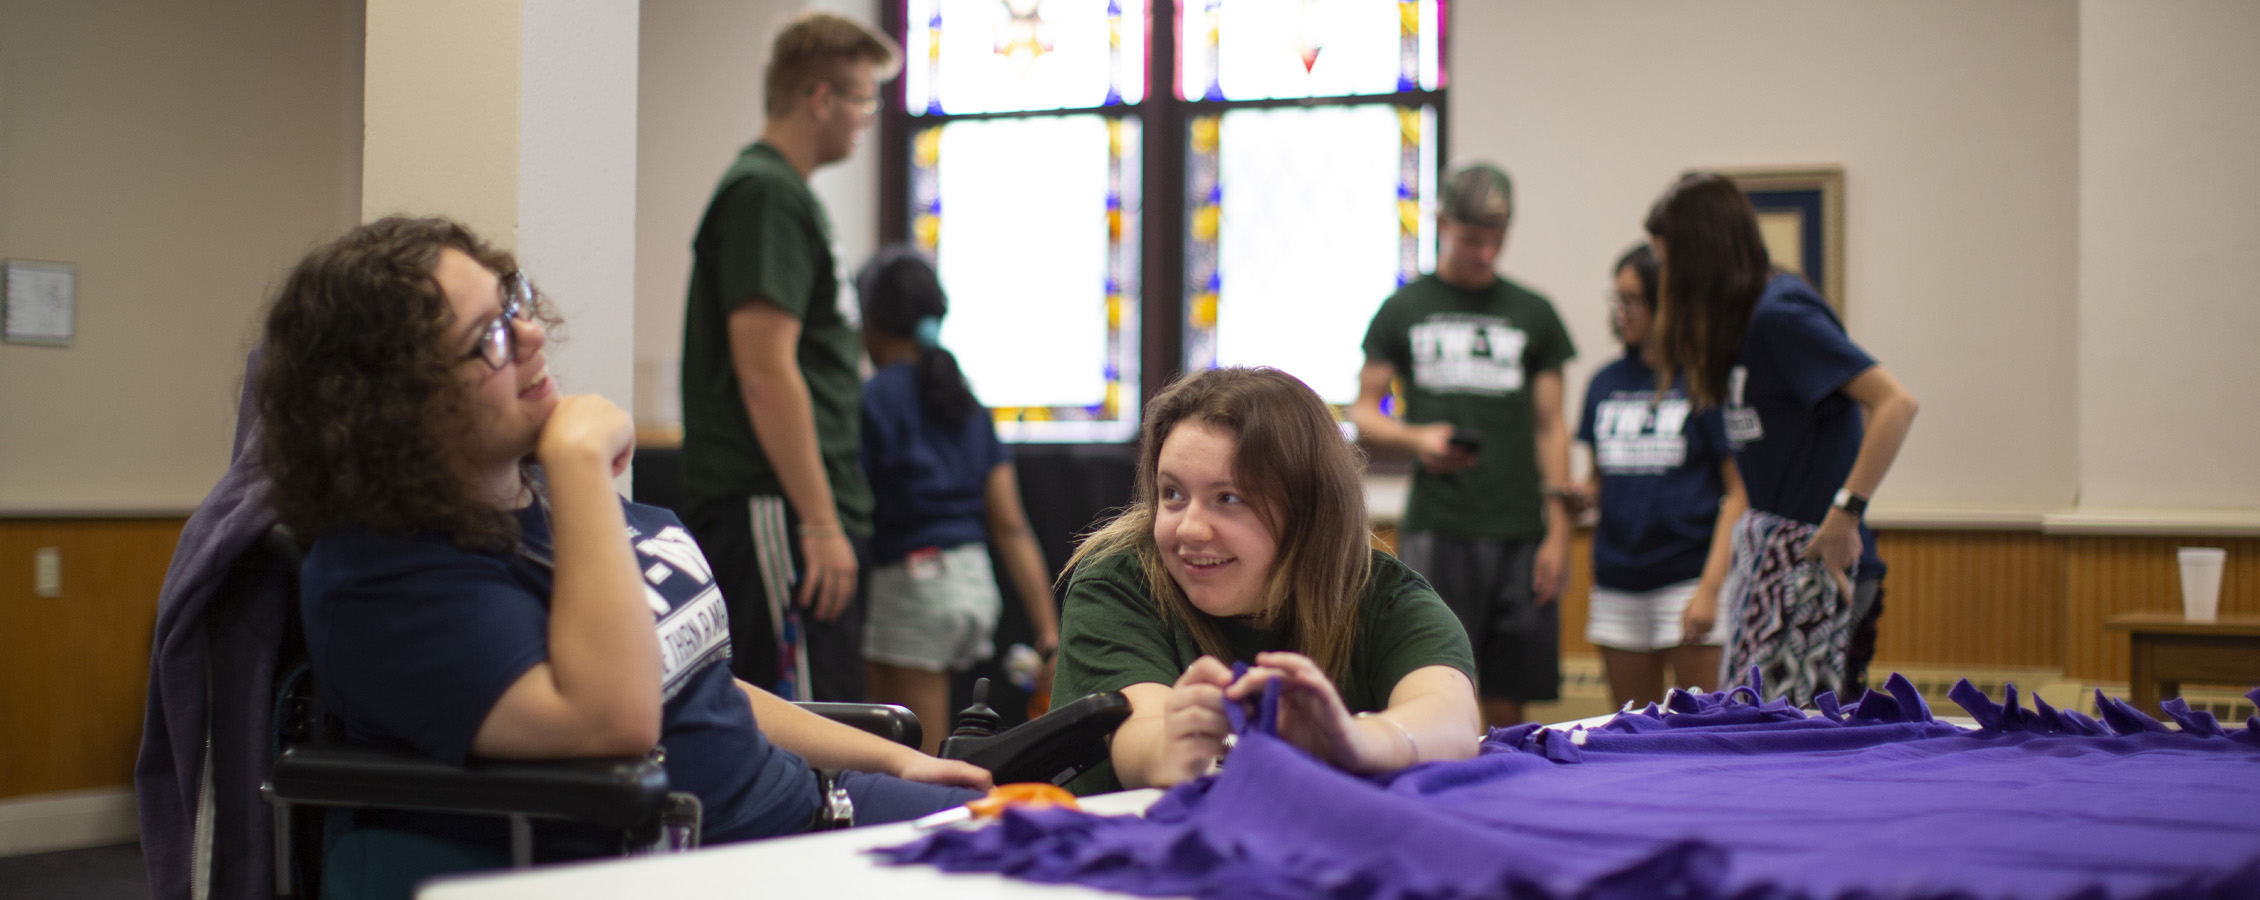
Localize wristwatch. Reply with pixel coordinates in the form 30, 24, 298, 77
1831, 489, 1869, 517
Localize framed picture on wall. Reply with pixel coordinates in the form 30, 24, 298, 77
1717, 167, 1846, 318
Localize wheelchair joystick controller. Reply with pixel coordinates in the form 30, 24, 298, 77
947, 678, 1005, 745
939, 677, 1131, 787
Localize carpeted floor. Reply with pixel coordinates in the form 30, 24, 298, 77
0, 842, 151, 900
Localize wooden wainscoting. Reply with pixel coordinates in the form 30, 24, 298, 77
2064, 536, 2260, 683
1376, 523, 2258, 691
1869, 531, 2066, 669
0, 518, 184, 800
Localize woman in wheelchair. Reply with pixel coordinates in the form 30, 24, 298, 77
1051, 367, 1483, 793
257, 217, 990, 854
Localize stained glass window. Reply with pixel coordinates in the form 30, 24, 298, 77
1180, 0, 1443, 102
905, 0, 1147, 116
911, 114, 1143, 442
884, 0, 1445, 442
1184, 103, 1434, 404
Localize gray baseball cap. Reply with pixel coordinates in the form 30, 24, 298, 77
1439, 163, 1514, 227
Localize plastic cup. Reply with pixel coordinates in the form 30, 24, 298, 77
2177, 547, 2226, 621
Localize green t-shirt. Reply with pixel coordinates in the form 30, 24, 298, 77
679, 142, 872, 535
1050, 548, 1476, 794
1361, 274, 1575, 540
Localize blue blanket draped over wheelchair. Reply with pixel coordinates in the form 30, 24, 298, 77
880, 673, 2260, 900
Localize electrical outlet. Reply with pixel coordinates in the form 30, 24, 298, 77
34, 547, 61, 598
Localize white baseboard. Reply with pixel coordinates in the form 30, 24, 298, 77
0, 786, 139, 858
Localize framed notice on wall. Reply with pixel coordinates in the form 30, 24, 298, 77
1720, 167, 1846, 319
4, 259, 77, 347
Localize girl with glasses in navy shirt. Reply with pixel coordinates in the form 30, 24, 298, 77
259, 218, 988, 868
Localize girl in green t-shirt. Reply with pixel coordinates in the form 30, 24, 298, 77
1058, 367, 1481, 790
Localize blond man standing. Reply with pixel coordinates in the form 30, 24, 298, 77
681, 12, 900, 702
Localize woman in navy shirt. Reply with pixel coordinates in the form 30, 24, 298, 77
1576, 244, 1747, 708
1642, 174, 1919, 705
854, 247, 1059, 753
258, 218, 987, 864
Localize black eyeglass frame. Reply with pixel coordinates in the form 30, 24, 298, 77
466, 271, 535, 371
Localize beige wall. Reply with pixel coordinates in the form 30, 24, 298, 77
1457, 0, 2082, 518
2077, 0, 2260, 514
362, 0, 519, 245
0, 0, 364, 511
628, 2, 2252, 527
5, 0, 2253, 519
634, 0, 882, 428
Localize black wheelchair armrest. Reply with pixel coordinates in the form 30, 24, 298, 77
941, 691, 1131, 786
265, 744, 669, 831
259, 701, 920, 889
261, 702, 918, 833
797, 701, 921, 750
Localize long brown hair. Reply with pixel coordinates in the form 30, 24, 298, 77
258, 216, 557, 550
1643, 172, 1772, 407
1065, 367, 1372, 683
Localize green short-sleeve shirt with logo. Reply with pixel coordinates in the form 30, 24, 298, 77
679, 142, 871, 535
1049, 548, 1476, 794
1361, 274, 1575, 540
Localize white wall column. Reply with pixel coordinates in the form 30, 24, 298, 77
519, 0, 640, 418
362, 0, 639, 426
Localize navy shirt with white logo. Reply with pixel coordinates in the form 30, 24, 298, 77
1577, 353, 1730, 591
301, 494, 819, 849
1726, 272, 1884, 578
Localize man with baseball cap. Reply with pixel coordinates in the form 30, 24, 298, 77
1349, 163, 1577, 728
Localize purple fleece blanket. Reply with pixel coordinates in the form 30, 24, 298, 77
879, 672, 2260, 900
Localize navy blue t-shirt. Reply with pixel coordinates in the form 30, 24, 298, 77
861, 361, 1011, 565
299, 495, 819, 847
1725, 272, 1884, 578
1577, 352, 1730, 592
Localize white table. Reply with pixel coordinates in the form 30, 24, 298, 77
418, 789, 1169, 900
417, 713, 1925, 899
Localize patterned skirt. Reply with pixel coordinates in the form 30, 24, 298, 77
1723, 509, 1856, 705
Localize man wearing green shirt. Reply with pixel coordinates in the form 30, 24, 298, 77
679, 12, 898, 703
1348, 164, 1577, 728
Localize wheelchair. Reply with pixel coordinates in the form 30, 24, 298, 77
240, 527, 1129, 899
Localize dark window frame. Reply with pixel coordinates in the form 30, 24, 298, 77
878, 1, 1449, 441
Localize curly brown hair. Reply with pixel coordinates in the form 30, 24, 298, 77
258, 216, 557, 549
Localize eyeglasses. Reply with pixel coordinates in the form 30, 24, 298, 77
466, 272, 534, 370
824, 80, 881, 116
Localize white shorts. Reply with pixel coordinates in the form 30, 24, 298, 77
863, 543, 1000, 673
1585, 578, 1727, 652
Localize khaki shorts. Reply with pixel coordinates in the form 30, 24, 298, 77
863, 543, 1000, 673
